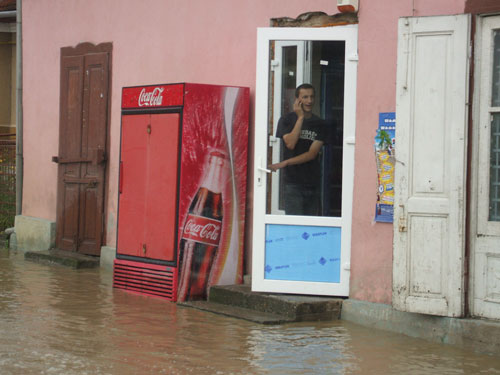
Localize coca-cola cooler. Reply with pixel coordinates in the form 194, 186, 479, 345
113, 83, 249, 302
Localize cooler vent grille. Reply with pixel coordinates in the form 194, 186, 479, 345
113, 259, 177, 301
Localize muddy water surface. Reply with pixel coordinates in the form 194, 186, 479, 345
1, 249, 500, 375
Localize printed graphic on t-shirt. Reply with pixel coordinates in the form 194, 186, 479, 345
300, 129, 318, 141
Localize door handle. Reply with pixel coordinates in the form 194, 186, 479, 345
119, 161, 123, 194
257, 158, 270, 187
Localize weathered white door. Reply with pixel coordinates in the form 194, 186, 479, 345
470, 15, 500, 320
393, 15, 470, 317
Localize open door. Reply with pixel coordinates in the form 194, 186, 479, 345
393, 15, 470, 317
252, 27, 358, 296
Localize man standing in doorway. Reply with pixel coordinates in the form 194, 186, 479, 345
269, 83, 326, 216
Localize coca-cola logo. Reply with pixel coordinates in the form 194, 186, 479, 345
182, 214, 221, 246
138, 87, 164, 107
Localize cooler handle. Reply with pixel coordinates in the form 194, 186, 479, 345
119, 161, 123, 194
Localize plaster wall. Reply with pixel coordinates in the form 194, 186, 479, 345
351, 0, 466, 304
21, 0, 337, 245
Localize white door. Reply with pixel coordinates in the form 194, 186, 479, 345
393, 15, 470, 317
252, 27, 358, 296
470, 15, 500, 320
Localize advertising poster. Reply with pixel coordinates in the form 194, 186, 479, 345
177, 85, 249, 302
375, 112, 395, 223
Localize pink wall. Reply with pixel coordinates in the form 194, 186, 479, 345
350, 0, 465, 304
22, 0, 336, 244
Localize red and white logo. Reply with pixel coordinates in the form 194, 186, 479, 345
182, 214, 222, 246
138, 87, 164, 107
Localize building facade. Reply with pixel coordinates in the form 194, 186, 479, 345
15, 0, 500, 326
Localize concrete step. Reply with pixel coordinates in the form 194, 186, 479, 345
178, 300, 295, 325
207, 284, 343, 322
24, 249, 99, 269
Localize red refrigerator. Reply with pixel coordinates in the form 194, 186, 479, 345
113, 83, 249, 302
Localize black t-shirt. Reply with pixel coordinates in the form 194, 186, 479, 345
276, 112, 326, 186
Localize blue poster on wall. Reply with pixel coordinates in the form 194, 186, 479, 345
264, 224, 341, 283
375, 112, 396, 223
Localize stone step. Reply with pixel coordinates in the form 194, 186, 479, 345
24, 249, 99, 269
208, 284, 343, 322
178, 301, 295, 325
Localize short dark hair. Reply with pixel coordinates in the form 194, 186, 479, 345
295, 83, 315, 98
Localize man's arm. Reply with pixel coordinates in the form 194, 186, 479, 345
269, 140, 323, 172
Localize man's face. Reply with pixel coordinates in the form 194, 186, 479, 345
297, 88, 315, 113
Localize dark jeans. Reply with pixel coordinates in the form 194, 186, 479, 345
284, 183, 320, 216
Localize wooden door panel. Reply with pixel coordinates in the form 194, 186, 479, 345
59, 183, 80, 250
79, 186, 99, 254
393, 15, 469, 317
77, 52, 109, 255
56, 55, 84, 251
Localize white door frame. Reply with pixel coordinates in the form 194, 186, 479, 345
252, 26, 358, 296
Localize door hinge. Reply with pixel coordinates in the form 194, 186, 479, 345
398, 204, 407, 232
348, 53, 359, 62
270, 59, 279, 71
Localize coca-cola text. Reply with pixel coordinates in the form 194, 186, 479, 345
182, 215, 221, 245
138, 87, 164, 107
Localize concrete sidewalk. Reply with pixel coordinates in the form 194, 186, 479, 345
341, 299, 500, 356
180, 284, 343, 324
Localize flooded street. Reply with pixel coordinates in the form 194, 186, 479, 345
1, 248, 500, 375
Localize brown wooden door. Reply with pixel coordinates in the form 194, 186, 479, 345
56, 44, 110, 256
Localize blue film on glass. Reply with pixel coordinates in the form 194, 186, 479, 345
264, 224, 341, 283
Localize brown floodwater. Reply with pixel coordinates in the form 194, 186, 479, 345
1, 248, 500, 375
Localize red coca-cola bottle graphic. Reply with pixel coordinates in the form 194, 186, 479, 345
177, 151, 225, 301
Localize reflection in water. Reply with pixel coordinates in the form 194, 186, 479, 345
1, 248, 500, 374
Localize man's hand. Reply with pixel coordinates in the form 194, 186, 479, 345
283, 99, 305, 150
270, 140, 324, 172
293, 98, 304, 119
269, 160, 288, 172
